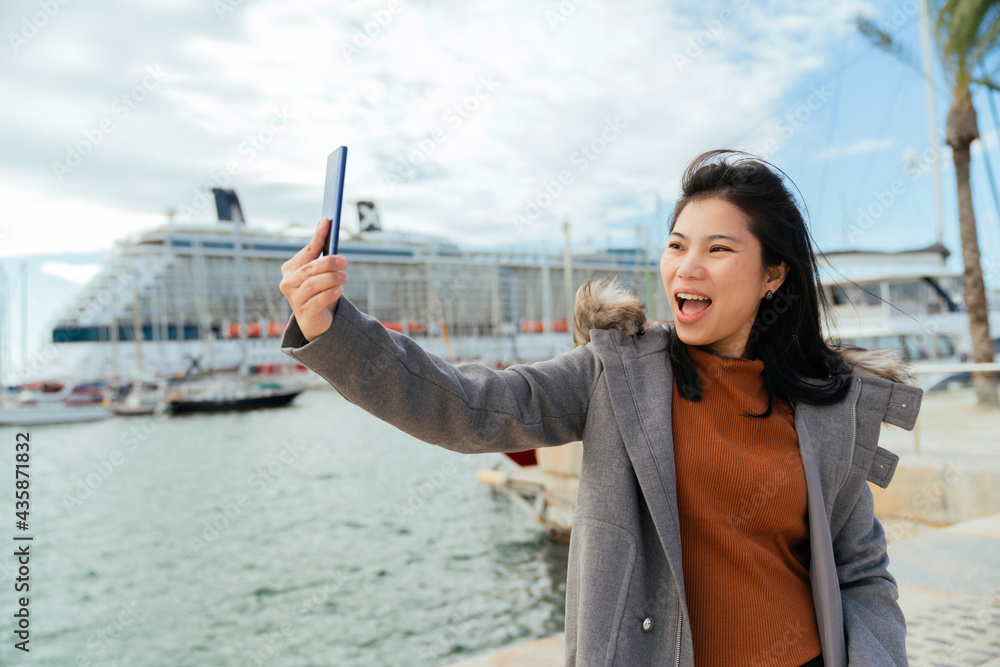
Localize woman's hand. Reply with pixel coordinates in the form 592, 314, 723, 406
279, 218, 349, 342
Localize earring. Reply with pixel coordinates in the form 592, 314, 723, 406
765, 290, 773, 300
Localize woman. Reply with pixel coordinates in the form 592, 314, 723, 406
278, 150, 921, 666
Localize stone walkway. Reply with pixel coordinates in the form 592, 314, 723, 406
891, 514, 1000, 667
904, 594, 1000, 666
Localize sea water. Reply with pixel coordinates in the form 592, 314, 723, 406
0, 388, 568, 666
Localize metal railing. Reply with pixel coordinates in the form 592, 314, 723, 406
910, 362, 1000, 374
907, 362, 999, 454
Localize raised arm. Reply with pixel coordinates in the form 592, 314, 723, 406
280, 297, 601, 454
278, 219, 602, 454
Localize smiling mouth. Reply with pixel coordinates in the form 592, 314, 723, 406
676, 294, 712, 316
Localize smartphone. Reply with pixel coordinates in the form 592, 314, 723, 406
320, 146, 348, 256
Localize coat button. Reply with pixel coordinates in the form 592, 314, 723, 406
642, 617, 652, 631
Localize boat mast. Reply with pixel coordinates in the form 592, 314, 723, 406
562, 218, 573, 324
20, 261, 27, 386
654, 192, 662, 321
192, 238, 216, 372
213, 188, 249, 377
132, 288, 142, 374
233, 213, 248, 376
109, 285, 118, 384
0, 266, 6, 404
918, 0, 945, 246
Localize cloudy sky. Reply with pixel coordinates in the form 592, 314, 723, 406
2, 0, 1000, 374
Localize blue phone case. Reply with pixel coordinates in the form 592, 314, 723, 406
321, 146, 347, 255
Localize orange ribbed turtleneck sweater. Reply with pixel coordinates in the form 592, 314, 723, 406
671, 345, 821, 666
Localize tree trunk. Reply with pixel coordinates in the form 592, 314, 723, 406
946, 88, 998, 408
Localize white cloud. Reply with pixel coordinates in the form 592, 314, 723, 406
972, 128, 998, 155
815, 138, 896, 161
40, 261, 102, 285
0, 182, 164, 258
0, 0, 866, 255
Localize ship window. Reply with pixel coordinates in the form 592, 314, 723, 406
939, 335, 956, 358
889, 281, 922, 305
898, 336, 922, 361
52, 325, 114, 342
830, 284, 880, 307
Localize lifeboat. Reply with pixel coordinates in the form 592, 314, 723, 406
520, 320, 545, 333
227, 322, 262, 337
406, 320, 428, 334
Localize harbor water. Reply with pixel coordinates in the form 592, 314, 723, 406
0, 388, 569, 666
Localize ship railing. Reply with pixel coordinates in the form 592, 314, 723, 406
910, 362, 1000, 374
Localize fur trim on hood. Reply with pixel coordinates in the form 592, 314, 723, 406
830, 345, 913, 383
571, 277, 914, 384
573, 277, 647, 347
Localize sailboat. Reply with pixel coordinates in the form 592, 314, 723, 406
166, 377, 304, 413
0, 381, 114, 425
107, 287, 169, 416
165, 189, 307, 413
110, 377, 168, 416
0, 265, 113, 425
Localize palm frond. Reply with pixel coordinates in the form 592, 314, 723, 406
855, 14, 927, 76
971, 75, 1000, 91
936, 0, 1000, 87
969, 4, 1000, 63
856, 15, 895, 49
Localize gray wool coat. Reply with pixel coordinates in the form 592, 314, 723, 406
280, 295, 922, 667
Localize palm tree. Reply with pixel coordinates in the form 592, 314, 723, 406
858, 0, 999, 407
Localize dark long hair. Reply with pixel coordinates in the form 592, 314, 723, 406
666, 149, 850, 417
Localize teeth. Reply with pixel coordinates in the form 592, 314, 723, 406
677, 293, 710, 301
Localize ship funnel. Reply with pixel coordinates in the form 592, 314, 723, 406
212, 188, 245, 224
357, 200, 382, 232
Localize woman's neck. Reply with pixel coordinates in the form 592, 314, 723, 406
697, 342, 758, 361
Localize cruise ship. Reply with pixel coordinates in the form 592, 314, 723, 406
33, 190, 1000, 387
39, 190, 669, 383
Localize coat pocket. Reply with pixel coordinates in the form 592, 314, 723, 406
565, 518, 637, 666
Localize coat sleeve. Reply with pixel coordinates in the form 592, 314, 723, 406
834, 480, 908, 666
279, 297, 603, 454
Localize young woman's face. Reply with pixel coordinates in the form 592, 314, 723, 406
659, 196, 786, 359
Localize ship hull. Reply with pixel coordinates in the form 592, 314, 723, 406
0, 404, 112, 425
167, 386, 304, 413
